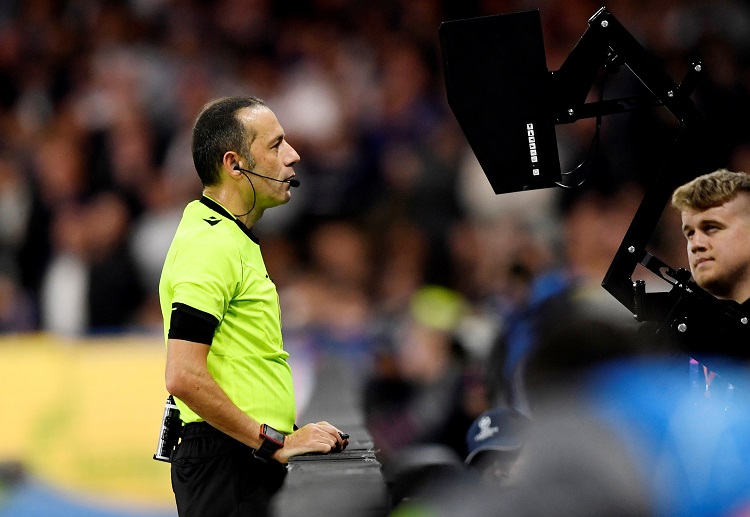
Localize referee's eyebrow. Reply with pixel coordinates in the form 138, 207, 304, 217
269, 133, 284, 148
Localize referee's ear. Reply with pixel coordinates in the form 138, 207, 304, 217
223, 151, 244, 180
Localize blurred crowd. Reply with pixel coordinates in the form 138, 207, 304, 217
0, 0, 746, 334
2, 0, 750, 512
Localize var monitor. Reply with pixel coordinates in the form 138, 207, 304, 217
440, 10, 562, 194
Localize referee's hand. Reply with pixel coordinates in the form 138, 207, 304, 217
274, 421, 348, 464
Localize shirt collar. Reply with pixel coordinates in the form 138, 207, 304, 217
200, 196, 260, 244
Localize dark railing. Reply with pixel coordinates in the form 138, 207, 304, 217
271, 357, 390, 517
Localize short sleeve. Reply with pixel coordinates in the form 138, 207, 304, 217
168, 232, 241, 323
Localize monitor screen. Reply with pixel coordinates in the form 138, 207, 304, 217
440, 10, 561, 194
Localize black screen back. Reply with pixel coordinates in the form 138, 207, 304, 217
440, 10, 561, 194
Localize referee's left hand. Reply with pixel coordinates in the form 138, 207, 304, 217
273, 421, 348, 463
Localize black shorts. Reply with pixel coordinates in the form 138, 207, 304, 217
171, 422, 287, 517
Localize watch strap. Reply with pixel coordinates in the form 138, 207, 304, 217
254, 424, 284, 462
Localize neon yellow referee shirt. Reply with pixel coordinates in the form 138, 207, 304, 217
159, 196, 296, 433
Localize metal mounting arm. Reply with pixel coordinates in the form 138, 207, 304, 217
549, 8, 750, 370
550, 7, 702, 126
542, 8, 704, 309
440, 6, 750, 372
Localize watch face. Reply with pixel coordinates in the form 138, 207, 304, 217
262, 425, 285, 446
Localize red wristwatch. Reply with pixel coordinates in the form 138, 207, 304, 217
254, 424, 285, 462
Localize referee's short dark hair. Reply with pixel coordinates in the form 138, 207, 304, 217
192, 96, 267, 187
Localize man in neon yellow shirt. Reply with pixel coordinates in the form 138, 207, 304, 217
160, 96, 347, 517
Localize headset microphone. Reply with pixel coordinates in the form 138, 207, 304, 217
234, 165, 300, 188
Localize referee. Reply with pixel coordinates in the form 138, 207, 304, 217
159, 96, 348, 517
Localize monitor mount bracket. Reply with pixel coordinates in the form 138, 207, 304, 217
442, 7, 750, 375
551, 8, 750, 367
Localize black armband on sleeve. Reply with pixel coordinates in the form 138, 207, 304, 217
168, 303, 219, 345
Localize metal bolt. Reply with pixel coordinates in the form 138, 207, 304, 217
677, 323, 687, 333
601, 20, 609, 28
627, 246, 635, 253
667, 90, 674, 98
742, 317, 748, 325
695, 64, 702, 72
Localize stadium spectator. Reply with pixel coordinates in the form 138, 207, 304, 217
364, 285, 477, 462
672, 169, 750, 305
670, 169, 750, 401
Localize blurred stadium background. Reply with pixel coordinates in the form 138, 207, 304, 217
0, 335, 174, 516
2, 0, 750, 515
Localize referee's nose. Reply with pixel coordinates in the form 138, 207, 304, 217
283, 141, 300, 167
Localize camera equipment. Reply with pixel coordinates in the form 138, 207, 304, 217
153, 395, 182, 462
439, 7, 750, 386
